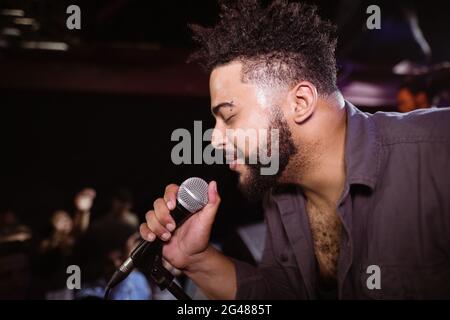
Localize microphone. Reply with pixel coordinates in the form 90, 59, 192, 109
105, 177, 209, 293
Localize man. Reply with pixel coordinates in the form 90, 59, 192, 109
140, 0, 450, 299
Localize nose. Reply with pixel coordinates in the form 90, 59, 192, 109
211, 123, 227, 150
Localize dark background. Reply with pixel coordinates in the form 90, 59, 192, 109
0, 92, 261, 240
1, 0, 449, 240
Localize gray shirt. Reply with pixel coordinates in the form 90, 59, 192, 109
234, 101, 450, 299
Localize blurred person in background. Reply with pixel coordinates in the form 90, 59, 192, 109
0, 209, 32, 244
73, 222, 151, 300
32, 188, 96, 299
397, 78, 432, 112
97, 187, 139, 229
39, 210, 75, 257
38, 188, 97, 256
0, 209, 32, 299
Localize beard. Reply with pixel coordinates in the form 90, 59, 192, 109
237, 107, 298, 202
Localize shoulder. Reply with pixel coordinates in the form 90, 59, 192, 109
371, 107, 450, 146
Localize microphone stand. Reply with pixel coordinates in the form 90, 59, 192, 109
145, 242, 192, 301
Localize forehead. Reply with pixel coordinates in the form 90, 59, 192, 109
209, 61, 255, 106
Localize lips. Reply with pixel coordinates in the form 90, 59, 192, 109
225, 155, 235, 162
225, 149, 242, 171
225, 149, 236, 162
225, 154, 237, 170
229, 159, 238, 170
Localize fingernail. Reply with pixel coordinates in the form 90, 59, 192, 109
211, 181, 217, 192
167, 200, 175, 210
148, 233, 156, 241
166, 223, 175, 232
161, 232, 171, 241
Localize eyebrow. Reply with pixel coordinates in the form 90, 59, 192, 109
211, 101, 234, 116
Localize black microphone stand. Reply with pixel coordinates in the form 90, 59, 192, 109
104, 240, 192, 300
144, 242, 192, 301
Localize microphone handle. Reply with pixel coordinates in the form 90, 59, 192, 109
131, 201, 194, 260
107, 202, 195, 290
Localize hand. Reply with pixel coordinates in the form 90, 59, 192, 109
74, 188, 96, 212
139, 181, 220, 270
162, 259, 182, 277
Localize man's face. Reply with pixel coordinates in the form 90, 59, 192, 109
210, 61, 297, 201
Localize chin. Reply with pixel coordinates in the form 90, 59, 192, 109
236, 165, 275, 202
236, 165, 250, 181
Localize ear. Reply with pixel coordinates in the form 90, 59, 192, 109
288, 81, 318, 124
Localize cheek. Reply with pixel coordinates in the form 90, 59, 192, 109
230, 120, 269, 156
255, 88, 270, 109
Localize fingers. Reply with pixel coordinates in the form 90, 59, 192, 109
140, 184, 179, 242
77, 188, 96, 199
84, 188, 96, 198
145, 209, 172, 241
198, 181, 221, 226
139, 222, 155, 242
162, 259, 182, 276
164, 184, 179, 211
153, 198, 175, 231
207, 181, 220, 207
139, 182, 220, 244
74, 188, 96, 211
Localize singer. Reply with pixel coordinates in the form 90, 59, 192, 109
140, 0, 450, 299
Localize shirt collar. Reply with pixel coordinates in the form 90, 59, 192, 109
344, 100, 381, 190
270, 100, 381, 200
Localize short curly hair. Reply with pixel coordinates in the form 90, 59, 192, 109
189, 0, 338, 95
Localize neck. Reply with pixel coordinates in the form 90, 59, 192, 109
288, 92, 347, 208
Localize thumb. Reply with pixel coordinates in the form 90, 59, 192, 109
198, 181, 221, 223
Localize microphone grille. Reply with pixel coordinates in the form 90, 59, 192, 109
177, 177, 209, 213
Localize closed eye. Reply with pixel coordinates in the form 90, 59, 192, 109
224, 114, 236, 125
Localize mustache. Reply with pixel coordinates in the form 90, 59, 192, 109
224, 148, 243, 163
223, 147, 270, 165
